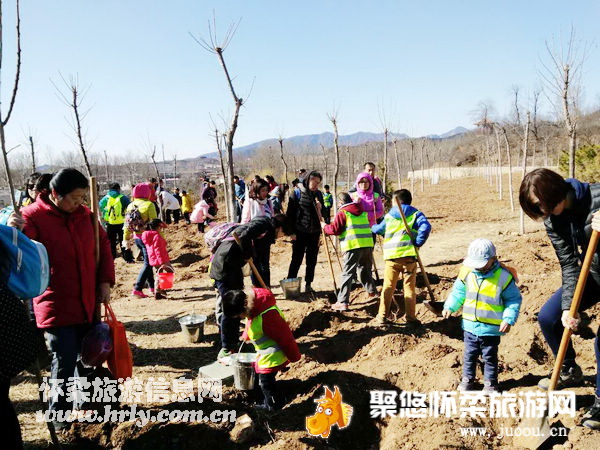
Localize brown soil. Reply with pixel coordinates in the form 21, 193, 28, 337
13, 176, 600, 449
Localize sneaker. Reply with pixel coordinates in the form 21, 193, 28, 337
482, 380, 501, 394
132, 289, 148, 298
457, 377, 477, 391
538, 364, 583, 390
149, 288, 155, 295
582, 396, 600, 429
332, 302, 348, 311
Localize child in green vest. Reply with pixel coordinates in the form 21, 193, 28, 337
442, 238, 522, 393
323, 192, 377, 311
222, 287, 301, 411
322, 185, 333, 224
372, 189, 431, 326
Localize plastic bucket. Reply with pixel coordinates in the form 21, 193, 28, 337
231, 353, 257, 390
280, 277, 302, 299
158, 272, 174, 290
178, 314, 207, 343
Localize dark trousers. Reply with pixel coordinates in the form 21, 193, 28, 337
538, 278, 600, 395
338, 247, 376, 304
165, 210, 172, 224
258, 372, 280, 410
183, 212, 191, 224
287, 231, 320, 284
0, 380, 22, 449
44, 325, 94, 419
322, 207, 331, 224
134, 238, 154, 291
463, 331, 500, 383
173, 209, 181, 223
235, 201, 243, 223
106, 223, 124, 259
215, 280, 243, 351
252, 239, 271, 288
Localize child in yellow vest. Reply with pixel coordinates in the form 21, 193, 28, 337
222, 288, 301, 411
323, 192, 377, 311
372, 189, 431, 326
442, 238, 522, 393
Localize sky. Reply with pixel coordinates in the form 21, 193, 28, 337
2, 0, 599, 164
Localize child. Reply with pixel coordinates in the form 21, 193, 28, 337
191, 199, 216, 233
372, 189, 431, 326
222, 287, 301, 411
442, 238, 522, 393
322, 185, 333, 224
141, 219, 173, 300
323, 193, 377, 311
181, 190, 193, 224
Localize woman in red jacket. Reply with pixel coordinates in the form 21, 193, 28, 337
141, 219, 173, 299
222, 288, 301, 411
21, 168, 115, 431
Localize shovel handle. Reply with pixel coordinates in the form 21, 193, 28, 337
231, 232, 269, 290
315, 201, 338, 293
549, 230, 600, 391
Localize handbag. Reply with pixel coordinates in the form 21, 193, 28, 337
104, 302, 133, 379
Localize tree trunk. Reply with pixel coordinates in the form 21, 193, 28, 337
382, 128, 388, 190
419, 140, 425, 192
501, 127, 515, 212
393, 139, 401, 189
29, 135, 35, 173
409, 140, 415, 194
320, 144, 328, 185
346, 146, 350, 190
494, 127, 503, 200
331, 117, 340, 211
520, 113, 531, 234
278, 138, 289, 186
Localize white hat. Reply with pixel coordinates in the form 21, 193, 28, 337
464, 238, 496, 269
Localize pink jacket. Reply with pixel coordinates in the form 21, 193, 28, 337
141, 230, 170, 267
190, 200, 215, 224
352, 171, 383, 226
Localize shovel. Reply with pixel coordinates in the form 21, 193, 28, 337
514, 229, 599, 449
396, 201, 444, 316
315, 201, 339, 303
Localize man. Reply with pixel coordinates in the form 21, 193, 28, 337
234, 175, 246, 223
99, 182, 131, 260
159, 189, 181, 224
287, 171, 324, 293
172, 188, 182, 224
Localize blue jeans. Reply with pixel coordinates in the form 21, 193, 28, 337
134, 238, 154, 291
44, 325, 94, 418
538, 279, 600, 395
215, 280, 243, 352
463, 331, 500, 383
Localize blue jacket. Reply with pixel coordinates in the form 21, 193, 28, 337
371, 205, 431, 247
99, 190, 130, 219
234, 180, 246, 202
443, 261, 523, 336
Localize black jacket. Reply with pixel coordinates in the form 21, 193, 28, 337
545, 179, 600, 310
209, 216, 275, 285
287, 181, 323, 235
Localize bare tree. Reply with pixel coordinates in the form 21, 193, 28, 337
327, 109, 340, 211
192, 17, 246, 221
345, 145, 350, 189
409, 139, 415, 194
320, 143, 328, 185
493, 126, 503, 200
103, 150, 110, 182
393, 137, 401, 189
278, 136, 289, 185
519, 111, 531, 234
540, 27, 589, 178
28, 135, 35, 174
419, 139, 426, 192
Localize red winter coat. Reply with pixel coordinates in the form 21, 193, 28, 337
21, 194, 115, 329
141, 230, 170, 267
242, 288, 301, 374
323, 201, 364, 237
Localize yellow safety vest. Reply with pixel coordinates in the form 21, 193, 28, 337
105, 195, 124, 225
382, 211, 417, 260
247, 305, 288, 369
460, 265, 513, 325
339, 210, 374, 252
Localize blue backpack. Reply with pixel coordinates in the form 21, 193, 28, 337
0, 224, 50, 299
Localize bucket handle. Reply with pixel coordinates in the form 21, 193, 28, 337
158, 265, 174, 273
238, 339, 252, 354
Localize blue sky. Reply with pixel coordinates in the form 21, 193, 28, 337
2, 0, 599, 163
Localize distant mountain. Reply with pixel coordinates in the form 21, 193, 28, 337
202, 127, 468, 158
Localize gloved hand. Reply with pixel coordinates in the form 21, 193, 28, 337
122, 239, 131, 250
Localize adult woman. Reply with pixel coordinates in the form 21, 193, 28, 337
21, 168, 114, 431
351, 172, 383, 226
520, 168, 600, 429
123, 183, 158, 298
241, 178, 275, 286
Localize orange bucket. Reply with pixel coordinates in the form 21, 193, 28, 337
157, 272, 174, 290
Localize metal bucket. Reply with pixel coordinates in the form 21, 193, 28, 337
231, 353, 257, 390
280, 277, 302, 299
178, 314, 207, 343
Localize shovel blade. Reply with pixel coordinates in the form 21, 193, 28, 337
423, 300, 444, 317
512, 416, 552, 449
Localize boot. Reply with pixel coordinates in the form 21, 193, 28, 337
582, 396, 600, 429
538, 364, 583, 390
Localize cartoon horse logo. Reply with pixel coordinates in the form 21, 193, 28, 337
306, 385, 353, 438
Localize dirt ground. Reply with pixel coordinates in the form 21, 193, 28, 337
12, 176, 600, 449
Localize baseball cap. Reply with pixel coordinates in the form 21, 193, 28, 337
463, 238, 496, 269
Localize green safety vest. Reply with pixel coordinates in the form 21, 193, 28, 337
339, 211, 374, 252
105, 195, 124, 225
382, 211, 418, 260
460, 265, 513, 325
323, 192, 333, 208
247, 305, 288, 369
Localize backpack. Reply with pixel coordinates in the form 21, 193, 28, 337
204, 222, 239, 253
105, 195, 124, 224
124, 204, 145, 232
0, 224, 50, 299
